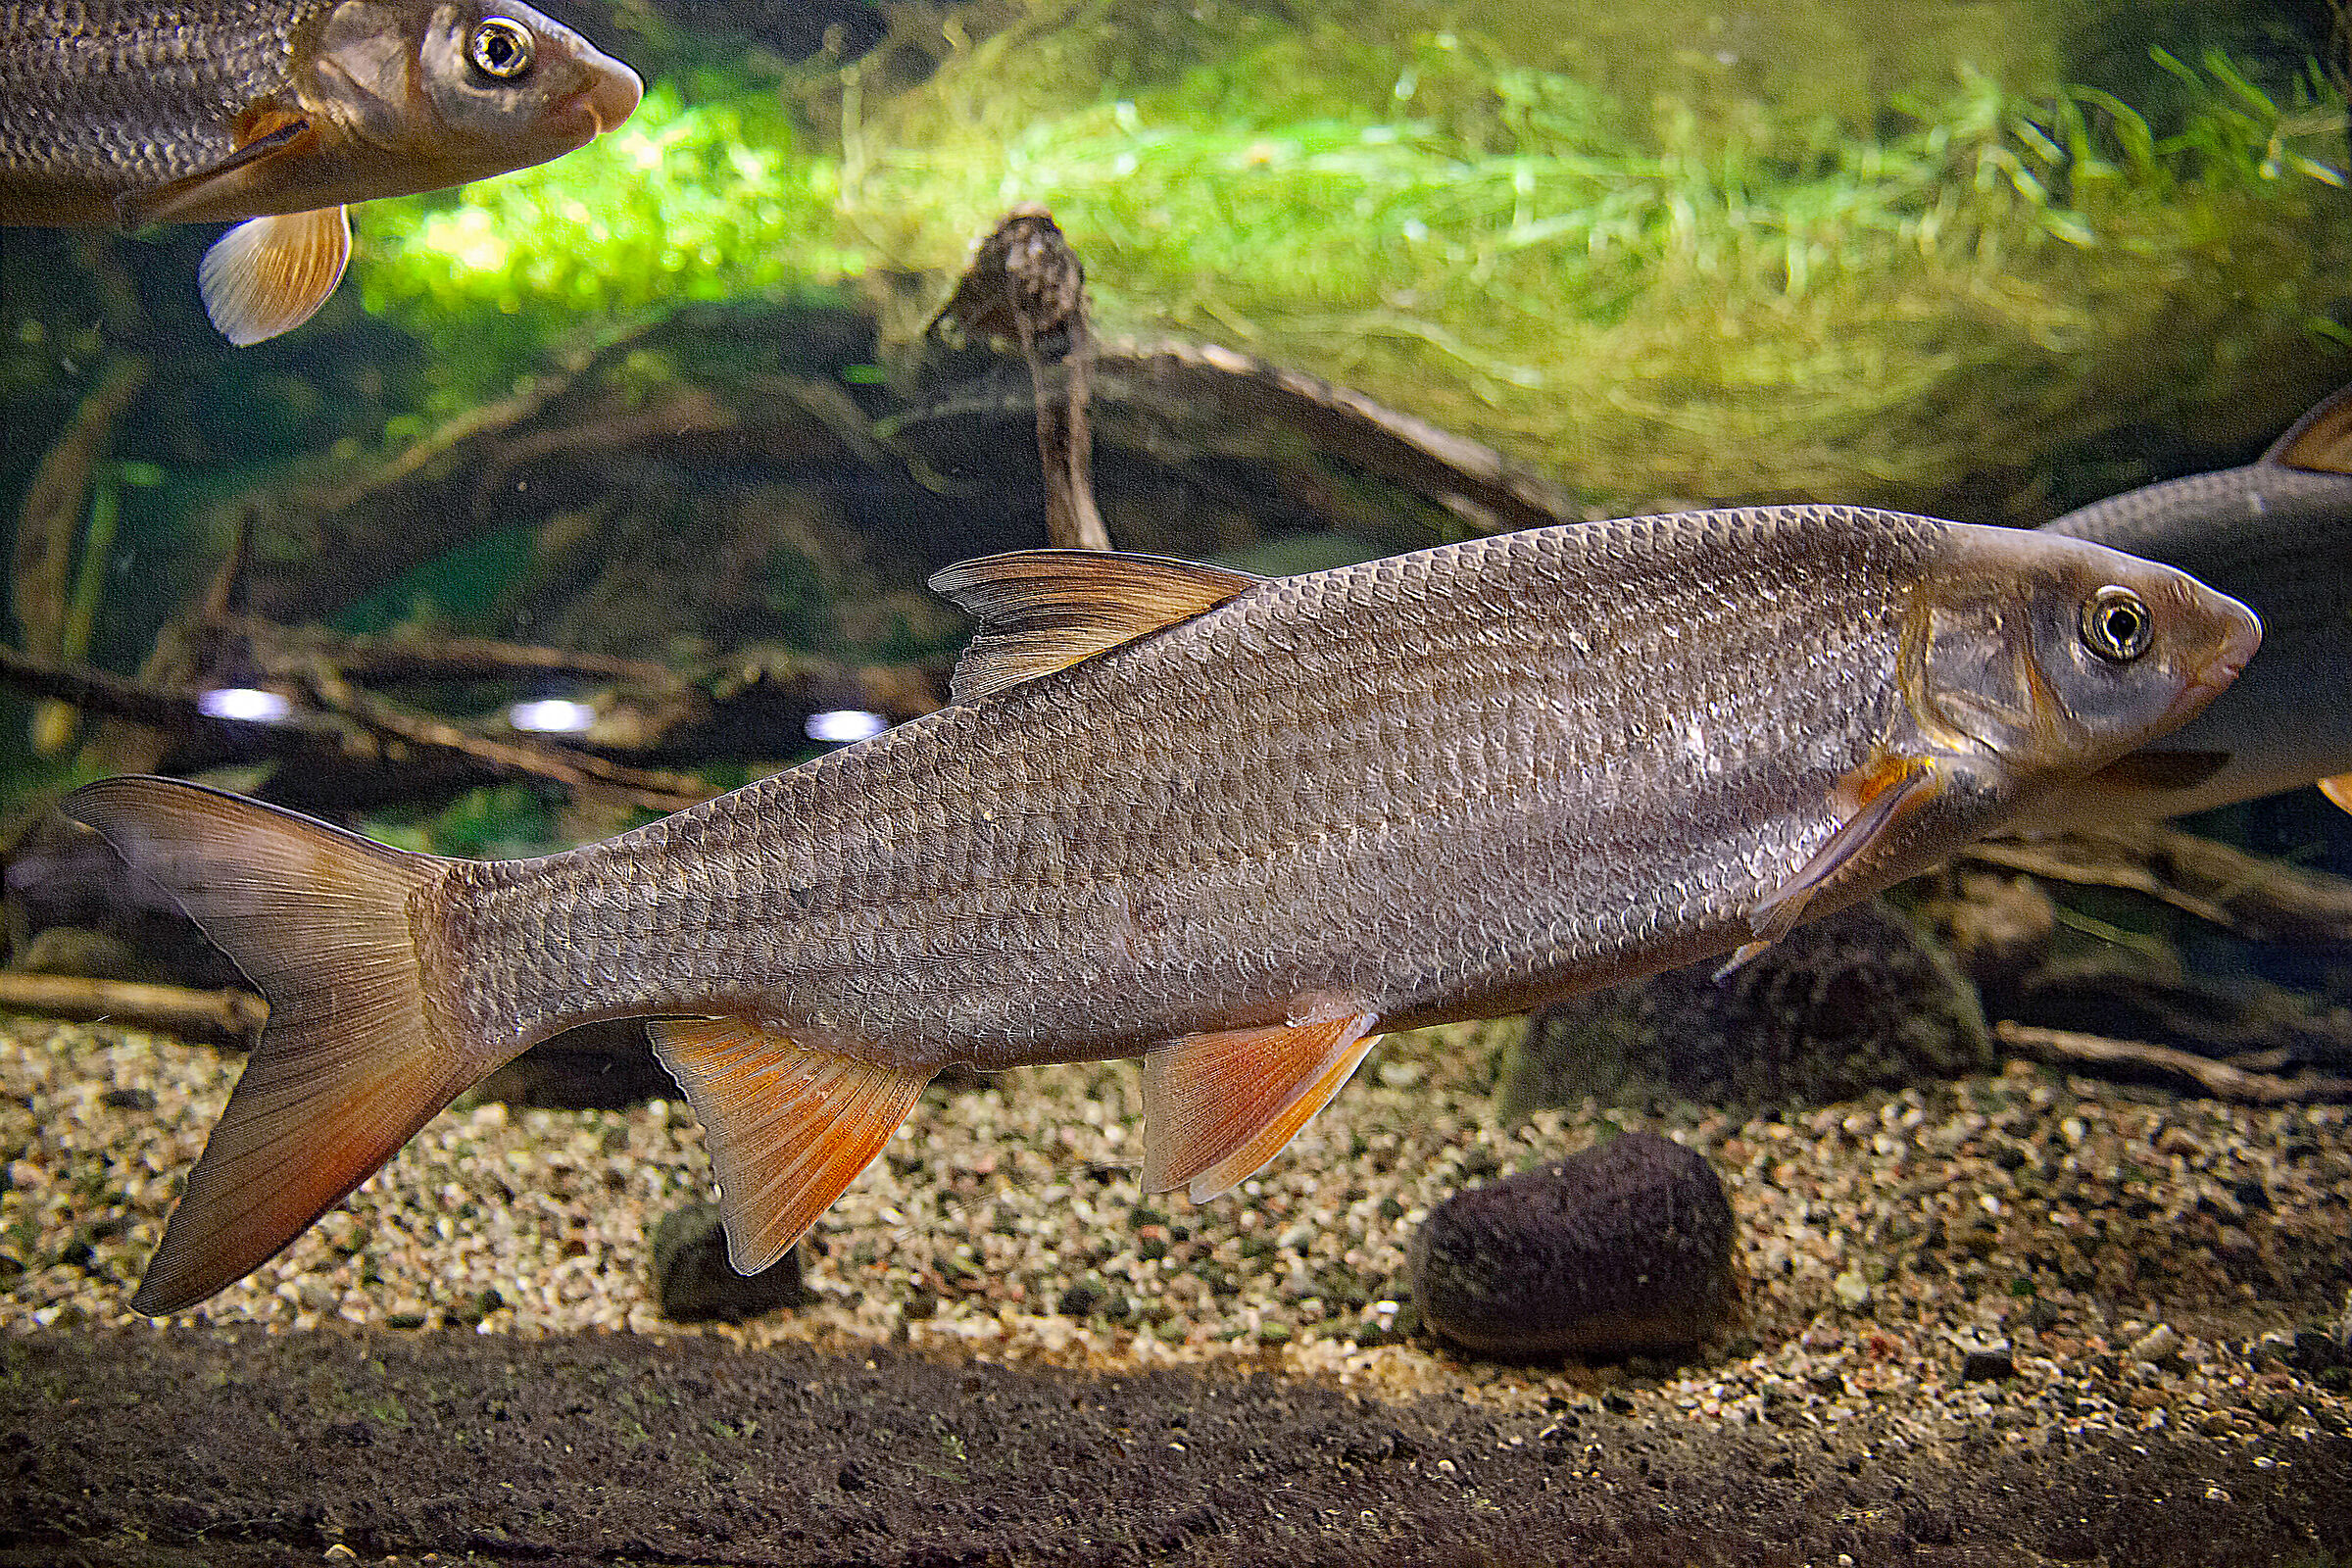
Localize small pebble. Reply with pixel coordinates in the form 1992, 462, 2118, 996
1961, 1341, 2015, 1382
650, 1203, 804, 1323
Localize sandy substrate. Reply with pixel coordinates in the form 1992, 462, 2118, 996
3, 1010, 2348, 1563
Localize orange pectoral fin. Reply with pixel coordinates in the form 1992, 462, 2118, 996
113, 115, 314, 227
646, 1020, 932, 1274
2321, 774, 2352, 815
1142, 1007, 1381, 1202
197, 205, 352, 347
1740, 758, 1942, 957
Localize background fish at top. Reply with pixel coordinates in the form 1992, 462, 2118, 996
0, 0, 642, 345
2029, 383, 2352, 826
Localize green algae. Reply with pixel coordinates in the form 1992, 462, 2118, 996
349, 3, 2349, 505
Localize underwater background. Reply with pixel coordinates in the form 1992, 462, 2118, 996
3, 1, 2350, 1562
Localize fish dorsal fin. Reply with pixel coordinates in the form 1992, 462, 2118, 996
197, 206, 352, 347
1142, 1006, 1380, 1202
2321, 774, 2351, 815
2262, 383, 2352, 474
929, 550, 1260, 702
114, 114, 314, 228
647, 1019, 932, 1273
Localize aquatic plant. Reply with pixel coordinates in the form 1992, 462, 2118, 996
350, 6, 2350, 504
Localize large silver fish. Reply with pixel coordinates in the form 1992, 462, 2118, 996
2031, 383, 2351, 823
64, 506, 2257, 1313
0, 0, 643, 344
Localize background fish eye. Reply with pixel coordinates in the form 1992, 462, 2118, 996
468, 17, 535, 80
2080, 585, 2154, 662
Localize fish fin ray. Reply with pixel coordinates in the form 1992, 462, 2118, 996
2262, 383, 2352, 474
198, 205, 351, 347
2321, 773, 2352, 814
1142, 1009, 1380, 1202
113, 115, 312, 227
647, 1020, 931, 1273
60, 776, 488, 1316
1748, 760, 1941, 948
928, 550, 1260, 701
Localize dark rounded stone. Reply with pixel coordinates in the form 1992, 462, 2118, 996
650, 1202, 805, 1323
1408, 1131, 1735, 1359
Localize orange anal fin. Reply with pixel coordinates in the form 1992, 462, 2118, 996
1142, 1008, 1381, 1203
2321, 773, 2352, 815
647, 1020, 932, 1274
1747, 759, 1941, 950
113, 114, 312, 227
197, 205, 351, 347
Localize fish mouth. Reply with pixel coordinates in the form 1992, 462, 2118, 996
569, 61, 645, 137
2164, 601, 2262, 728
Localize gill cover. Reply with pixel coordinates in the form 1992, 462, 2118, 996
1906, 531, 2260, 778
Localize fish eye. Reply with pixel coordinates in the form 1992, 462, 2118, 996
2080, 585, 2154, 663
468, 17, 536, 79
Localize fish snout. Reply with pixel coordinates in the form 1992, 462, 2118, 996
573, 56, 644, 137
2165, 587, 2262, 729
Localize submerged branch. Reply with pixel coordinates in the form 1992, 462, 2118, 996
0, 972, 266, 1043
1997, 1020, 2352, 1104
1966, 823, 2352, 951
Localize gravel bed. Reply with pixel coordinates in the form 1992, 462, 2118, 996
4, 1009, 2348, 1459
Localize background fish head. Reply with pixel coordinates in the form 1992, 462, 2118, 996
290, 0, 643, 205
1900, 530, 2261, 796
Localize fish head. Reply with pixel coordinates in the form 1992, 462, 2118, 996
299, 0, 642, 195
1901, 530, 2262, 792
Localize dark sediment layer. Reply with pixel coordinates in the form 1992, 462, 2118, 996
2, 1325, 2346, 1568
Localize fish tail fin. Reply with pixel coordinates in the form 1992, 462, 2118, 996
62, 776, 496, 1315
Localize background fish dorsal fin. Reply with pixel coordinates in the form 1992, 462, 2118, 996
928, 549, 1260, 701
2261, 383, 2352, 474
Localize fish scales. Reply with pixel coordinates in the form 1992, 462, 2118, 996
432, 510, 1930, 1069
64, 503, 2260, 1308
0, 1, 315, 203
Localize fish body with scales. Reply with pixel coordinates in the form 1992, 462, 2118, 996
63, 505, 2259, 1313
0, 0, 641, 342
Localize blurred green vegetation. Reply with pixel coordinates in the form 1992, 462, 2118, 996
348, 0, 2350, 505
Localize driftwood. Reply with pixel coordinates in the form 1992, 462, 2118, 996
925, 207, 1109, 551
0, 972, 266, 1042
1996, 1021, 2352, 1104
1967, 823, 2352, 951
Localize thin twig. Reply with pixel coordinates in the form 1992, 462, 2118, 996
0, 972, 266, 1042
1996, 1020, 2352, 1104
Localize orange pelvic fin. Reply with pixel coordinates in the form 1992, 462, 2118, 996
113, 114, 314, 227
1741, 757, 1942, 956
1142, 1007, 1381, 1202
2320, 774, 2352, 815
928, 550, 1260, 701
646, 1020, 933, 1273
197, 205, 353, 347
60, 776, 490, 1316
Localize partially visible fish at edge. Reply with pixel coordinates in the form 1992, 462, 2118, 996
0, 0, 643, 344
60, 507, 2259, 1313
2030, 383, 2352, 826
